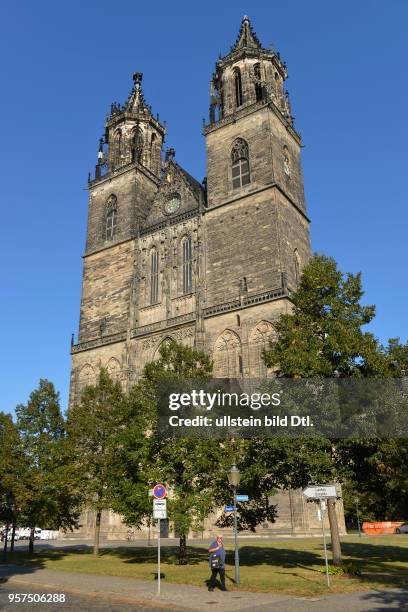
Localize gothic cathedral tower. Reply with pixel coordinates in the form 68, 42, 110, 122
203, 16, 310, 377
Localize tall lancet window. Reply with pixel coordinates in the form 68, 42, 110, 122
182, 236, 192, 294
113, 130, 122, 167
150, 248, 159, 305
105, 195, 117, 240
231, 138, 250, 189
254, 63, 263, 102
234, 68, 243, 107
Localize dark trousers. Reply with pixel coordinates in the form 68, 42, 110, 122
209, 567, 225, 589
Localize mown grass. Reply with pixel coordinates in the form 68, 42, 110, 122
7, 535, 408, 596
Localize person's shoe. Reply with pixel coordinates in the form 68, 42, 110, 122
208, 587, 214, 592
221, 587, 228, 591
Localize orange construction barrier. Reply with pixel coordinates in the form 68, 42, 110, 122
362, 521, 403, 535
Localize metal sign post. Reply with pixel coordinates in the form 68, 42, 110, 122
320, 500, 330, 587
157, 517, 161, 594
302, 484, 338, 588
152, 489, 167, 595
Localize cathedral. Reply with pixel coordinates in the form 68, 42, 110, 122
68, 16, 345, 538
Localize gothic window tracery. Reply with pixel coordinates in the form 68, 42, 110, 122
106, 357, 121, 379
213, 330, 242, 378
234, 68, 243, 107
77, 363, 95, 398
182, 235, 192, 294
150, 133, 160, 175
249, 321, 276, 377
231, 138, 250, 189
105, 195, 117, 240
150, 247, 159, 305
254, 63, 263, 102
131, 127, 143, 163
113, 130, 122, 167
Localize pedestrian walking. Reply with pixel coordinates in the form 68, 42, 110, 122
208, 534, 227, 591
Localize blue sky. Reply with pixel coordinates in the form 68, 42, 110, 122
1, 1, 407, 413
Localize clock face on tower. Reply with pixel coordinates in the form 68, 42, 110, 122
164, 194, 181, 215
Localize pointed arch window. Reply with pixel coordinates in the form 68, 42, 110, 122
150, 248, 159, 305
254, 63, 263, 102
231, 138, 250, 189
150, 133, 160, 175
105, 195, 117, 240
113, 130, 122, 167
132, 127, 143, 163
234, 68, 243, 107
182, 236, 192, 294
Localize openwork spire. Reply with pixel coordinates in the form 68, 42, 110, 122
230, 15, 264, 52
125, 72, 149, 113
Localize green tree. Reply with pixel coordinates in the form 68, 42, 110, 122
16, 380, 80, 554
262, 255, 401, 565
264, 254, 391, 378
115, 340, 222, 564
0, 412, 25, 554
67, 369, 127, 555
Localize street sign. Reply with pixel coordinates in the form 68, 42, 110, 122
236, 494, 249, 502
224, 505, 235, 512
153, 499, 167, 519
153, 484, 167, 499
302, 485, 337, 500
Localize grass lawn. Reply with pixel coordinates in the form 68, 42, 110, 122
7, 536, 408, 596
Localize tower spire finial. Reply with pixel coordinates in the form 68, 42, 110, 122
230, 15, 264, 52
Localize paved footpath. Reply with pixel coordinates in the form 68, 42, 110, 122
0, 564, 407, 611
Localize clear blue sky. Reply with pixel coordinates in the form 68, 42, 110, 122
1, 1, 407, 414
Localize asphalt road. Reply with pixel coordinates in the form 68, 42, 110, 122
0, 586, 164, 611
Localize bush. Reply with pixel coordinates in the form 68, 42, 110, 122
319, 562, 362, 577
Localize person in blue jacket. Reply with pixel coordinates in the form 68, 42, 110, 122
208, 534, 227, 591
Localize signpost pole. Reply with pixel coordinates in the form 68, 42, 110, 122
233, 487, 240, 585
158, 517, 161, 594
320, 500, 330, 587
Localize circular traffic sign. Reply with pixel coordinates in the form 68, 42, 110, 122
153, 484, 167, 499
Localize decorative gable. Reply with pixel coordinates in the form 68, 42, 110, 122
142, 160, 204, 229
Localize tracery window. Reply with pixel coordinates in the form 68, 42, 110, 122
132, 127, 143, 163
182, 236, 192, 294
231, 138, 250, 189
105, 195, 117, 240
150, 248, 159, 305
213, 330, 242, 378
113, 130, 122, 167
254, 63, 263, 102
234, 68, 243, 107
249, 321, 276, 377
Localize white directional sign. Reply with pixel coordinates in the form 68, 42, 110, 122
153, 499, 167, 519
302, 485, 337, 500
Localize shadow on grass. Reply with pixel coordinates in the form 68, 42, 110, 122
3, 540, 408, 591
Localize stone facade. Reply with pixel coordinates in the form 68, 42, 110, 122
68, 16, 345, 538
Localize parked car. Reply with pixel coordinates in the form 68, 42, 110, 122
17, 527, 42, 540
395, 523, 408, 534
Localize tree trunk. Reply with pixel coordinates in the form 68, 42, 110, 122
28, 526, 35, 555
179, 534, 188, 565
327, 498, 342, 566
93, 510, 101, 556
10, 523, 16, 554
